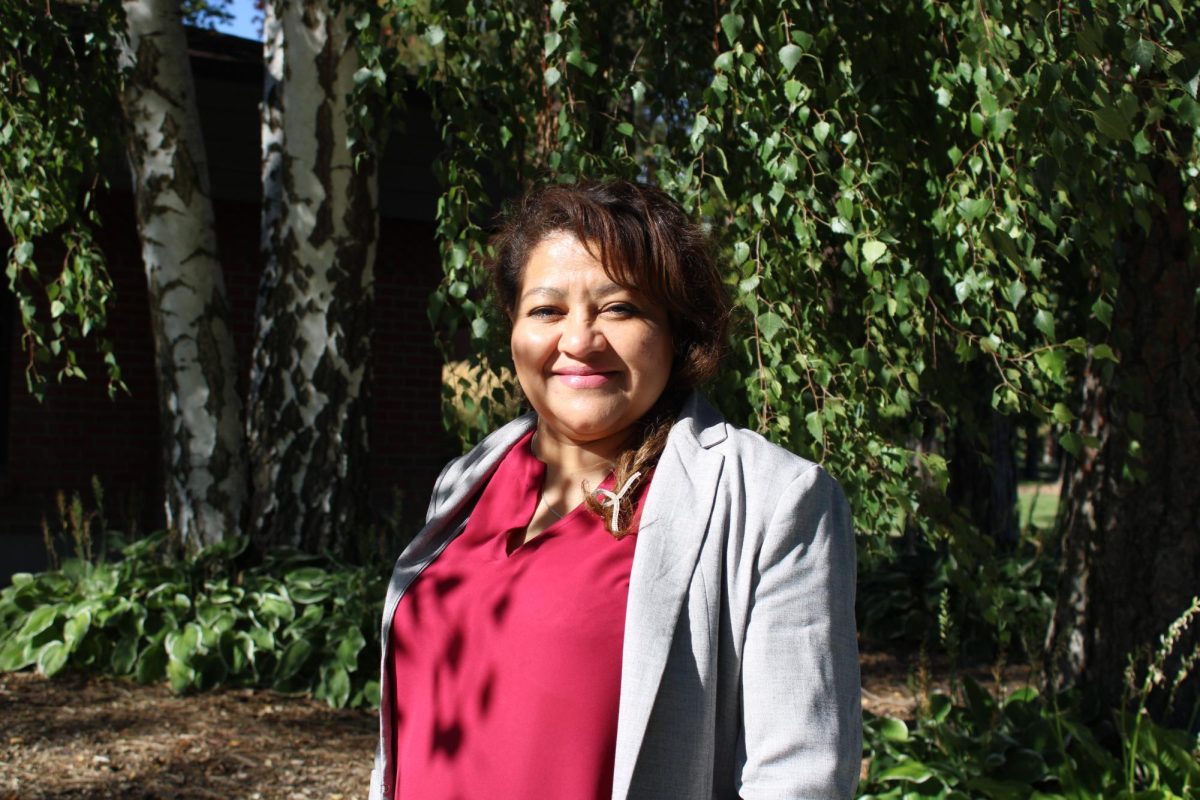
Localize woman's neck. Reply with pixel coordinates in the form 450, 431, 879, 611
531, 422, 631, 478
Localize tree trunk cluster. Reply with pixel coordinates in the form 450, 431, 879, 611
118, 0, 377, 554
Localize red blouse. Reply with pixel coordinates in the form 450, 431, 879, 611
388, 430, 647, 800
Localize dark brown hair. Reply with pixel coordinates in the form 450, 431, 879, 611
489, 179, 731, 535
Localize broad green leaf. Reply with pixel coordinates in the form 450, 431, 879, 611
719, 13, 743, 45
879, 716, 908, 742
778, 44, 802, 74
111, 636, 137, 674
861, 240, 887, 264
733, 242, 750, 266
1092, 105, 1131, 141
784, 79, 803, 104
1034, 309, 1056, 339
275, 639, 314, 682
877, 759, 934, 783
757, 312, 786, 342
37, 641, 69, 677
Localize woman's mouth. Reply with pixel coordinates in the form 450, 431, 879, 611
553, 368, 614, 389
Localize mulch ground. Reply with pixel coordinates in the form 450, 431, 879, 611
0, 672, 376, 800
1, 653, 1032, 799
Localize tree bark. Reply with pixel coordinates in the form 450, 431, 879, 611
1046, 151, 1200, 726
247, 0, 379, 553
119, 0, 246, 547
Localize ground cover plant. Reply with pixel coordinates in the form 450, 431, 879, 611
0, 528, 385, 710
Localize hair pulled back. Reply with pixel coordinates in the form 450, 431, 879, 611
489, 179, 731, 536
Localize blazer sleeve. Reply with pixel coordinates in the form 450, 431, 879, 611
737, 465, 861, 799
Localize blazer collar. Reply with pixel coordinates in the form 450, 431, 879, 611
611, 391, 727, 799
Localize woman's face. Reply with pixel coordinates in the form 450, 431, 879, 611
510, 232, 674, 448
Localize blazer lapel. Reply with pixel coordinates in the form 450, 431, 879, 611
611, 394, 727, 800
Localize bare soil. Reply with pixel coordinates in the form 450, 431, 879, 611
1, 654, 1033, 799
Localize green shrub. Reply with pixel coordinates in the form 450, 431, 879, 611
858, 532, 1056, 664
862, 680, 1200, 799
0, 532, 386, 709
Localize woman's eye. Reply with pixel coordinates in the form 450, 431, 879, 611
528, 306, 562, 318
604, 303, 640, 317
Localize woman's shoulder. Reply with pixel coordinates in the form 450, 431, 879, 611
426, 411, 538, 520
678, 392, 826, 487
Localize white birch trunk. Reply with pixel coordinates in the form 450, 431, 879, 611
247, 0, 379, 553
119, 0, 247, 547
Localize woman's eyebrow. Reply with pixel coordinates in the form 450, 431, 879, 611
519, 282, 627, 302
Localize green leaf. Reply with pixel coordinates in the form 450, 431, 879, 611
778, 44, 802, 74
334, 629, 366, 669
784, 79, 803, 104
879, 716, 909, 742
1033, 309, 1056, 339
0, 637, 34, 671
733, 242, 750, 266
1092, 105, 1131, 141
757, 312, 786, 342
1059, 431, 1083, 457
543, 32, 562, 57
861, 240, 887, 264
877, 759, 934, 783
1092, 343, 1118, 362
719, 13, 743, 45
111, 636, 137, 674
549, 0, 566, 24
136, 636, 168, 684
13, 240, 33, 265
321, 665, 351, 708
957, 197, 991, 222
62, 609, 91, 650
813, 120, 831, 144
544, 67, 561, 87
805, 410, 823, 441
20, 606, 60, 639
275, 639, 314, 682
1129, 38, 1155, 70
37, 641, 69, 677
286, 567, 328, 588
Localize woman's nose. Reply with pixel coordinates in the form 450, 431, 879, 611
558, 312, 604, 357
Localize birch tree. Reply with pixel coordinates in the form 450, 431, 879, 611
246, 1, 379, 552
6, 0, 390, 554
118, 0, 247, 547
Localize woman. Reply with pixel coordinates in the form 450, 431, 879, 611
369, 180, 861, 800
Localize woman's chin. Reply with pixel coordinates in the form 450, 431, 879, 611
536, 407, 639, 445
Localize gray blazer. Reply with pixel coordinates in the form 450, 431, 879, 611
369, 392, 861, 799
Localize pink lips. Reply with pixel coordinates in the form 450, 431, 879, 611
553, 367, 614, 389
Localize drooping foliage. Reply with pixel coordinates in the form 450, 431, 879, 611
0, 1, 127, 395
358, 0, 1199, 564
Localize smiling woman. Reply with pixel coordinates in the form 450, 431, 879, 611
370, 180, 862, 800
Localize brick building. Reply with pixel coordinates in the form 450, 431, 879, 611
1, 30, 452, 581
